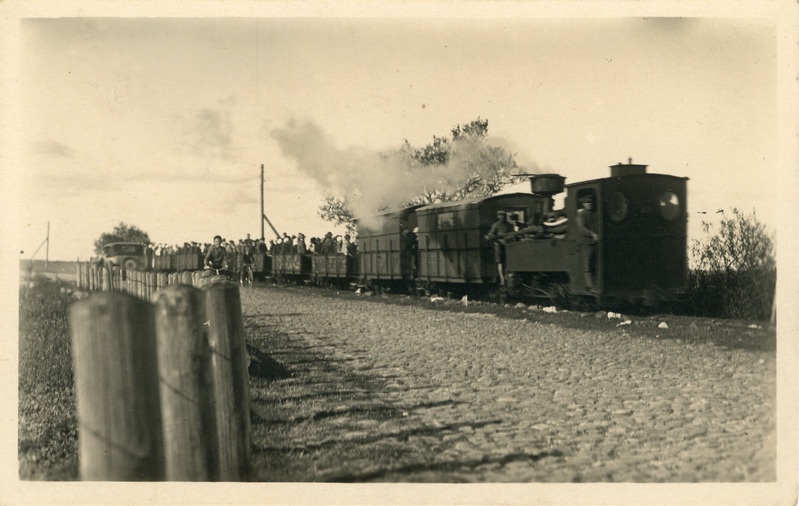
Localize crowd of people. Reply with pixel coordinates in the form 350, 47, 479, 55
143, 231, 359, 269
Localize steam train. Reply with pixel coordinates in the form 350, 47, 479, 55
157, 160, 688, 309
354, 160, 688, 308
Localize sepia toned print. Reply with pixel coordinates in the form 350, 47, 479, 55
6, 1, 797, 505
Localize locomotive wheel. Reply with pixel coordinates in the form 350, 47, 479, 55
546, 283, 569, 307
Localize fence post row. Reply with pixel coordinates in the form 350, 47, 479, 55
69, 268, 252, 481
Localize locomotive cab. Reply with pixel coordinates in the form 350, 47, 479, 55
567, 161, 689, 306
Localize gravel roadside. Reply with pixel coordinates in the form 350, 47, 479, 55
242, 284, 776, 483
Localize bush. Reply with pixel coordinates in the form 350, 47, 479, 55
690, 209, 776, 320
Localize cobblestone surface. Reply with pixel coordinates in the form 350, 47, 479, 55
242, 285, 776, 482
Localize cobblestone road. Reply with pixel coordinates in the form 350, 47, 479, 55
241, 285, 776, 482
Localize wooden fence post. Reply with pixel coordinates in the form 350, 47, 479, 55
124, 269, 131, 295
76, 260, 82, 289
69, 292, 164, 480
146, 271, 156, 301
203, 278, 251, 480
157, 272, 168, 292
154, 285, 218, 480
102, 267, 112, 292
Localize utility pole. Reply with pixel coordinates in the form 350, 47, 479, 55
260, 164, 265, 241
45, 222, 50, 271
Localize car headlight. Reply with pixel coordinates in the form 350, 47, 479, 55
658, 190, 680, 220
608, 191, 629, 222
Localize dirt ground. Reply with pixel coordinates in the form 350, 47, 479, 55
242, 284, 776, 483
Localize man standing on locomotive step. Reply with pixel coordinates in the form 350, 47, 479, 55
485, 210, 514, 286
576, 194, 599, 292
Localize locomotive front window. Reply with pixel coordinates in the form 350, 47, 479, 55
608, 191, 629, 222
658, 191, 680, 220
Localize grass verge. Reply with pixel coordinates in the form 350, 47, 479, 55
18, 276, 79, 480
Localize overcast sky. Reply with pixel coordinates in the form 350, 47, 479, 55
8, 4, 795, 261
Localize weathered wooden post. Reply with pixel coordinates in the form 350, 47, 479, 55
124, 269, 131, 295
129, 270, 136, 297
182, 271, 193, 286
204, 278, 251, 480
76, 260, 82, 289
157, 272, 167, 292
69, 292, 164, 480
154, 285, 217, 480
147, 271, 157, 301
102, 267, 112, 292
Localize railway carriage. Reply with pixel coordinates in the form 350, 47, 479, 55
414, 193, 543, 286
312, 253, 357, 283
356, 206, 422, 289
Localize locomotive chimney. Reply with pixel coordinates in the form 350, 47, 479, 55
528, 173, 565, 216
528, 173, 565, 198
610, 158, 647, 177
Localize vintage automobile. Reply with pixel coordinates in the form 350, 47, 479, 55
102, 242, 148, 269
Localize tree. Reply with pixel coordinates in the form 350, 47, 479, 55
93, 222, 152, 255
319, 118, 522, 230
319, 195, 357, 235
690, 208, 776, 320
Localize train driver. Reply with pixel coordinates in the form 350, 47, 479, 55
485, 210, 514, 286
576, 194, 599, 292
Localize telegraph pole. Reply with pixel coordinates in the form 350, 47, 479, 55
45, 222, 50, 271
260, 164, 265, 241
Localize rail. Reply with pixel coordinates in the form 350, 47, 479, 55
69, 265, 251, 480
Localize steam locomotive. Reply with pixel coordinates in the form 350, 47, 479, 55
354, 159, 688, 308
158, 160, 688, 309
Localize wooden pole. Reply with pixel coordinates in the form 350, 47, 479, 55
154, 285, 217, 480
147, 271, 157, 301
260, 164, 265, 241
102, 267, 111, 292
45, 221, 50, 272
157, 272, 167, 292
69, 292, 164, 480
203, 279, 251, 480
76, 260, 82, 289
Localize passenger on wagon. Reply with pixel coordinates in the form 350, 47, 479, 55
343, 234, 357, 257
320, 232, 335, 255
296, 233, 308, 254
485, 210, 514, 286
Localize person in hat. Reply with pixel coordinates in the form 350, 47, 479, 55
485, 210, 514, 285
320, 232, 335, 255
296, 233, 307, 255
576, 193, 599, 292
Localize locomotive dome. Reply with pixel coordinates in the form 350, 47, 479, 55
610, 158, 647, 177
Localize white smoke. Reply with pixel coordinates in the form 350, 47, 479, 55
270, 118, 532, 230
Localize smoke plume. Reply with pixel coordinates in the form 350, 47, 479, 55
271, 118, 526, 230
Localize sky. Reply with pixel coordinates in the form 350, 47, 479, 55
6, 4, 796, 261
